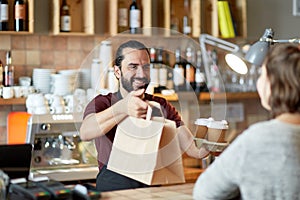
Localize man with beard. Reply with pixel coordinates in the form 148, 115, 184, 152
80, 40, 208, 192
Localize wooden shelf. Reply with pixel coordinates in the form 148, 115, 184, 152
154, 93, 179, 101
0, 98, 26, 105
0, 31, 34, 35
0, 92, 259, 105
154, 92, 259, 102
199, 92, 259, 101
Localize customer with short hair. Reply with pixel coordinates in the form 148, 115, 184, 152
193, 43, 300, 200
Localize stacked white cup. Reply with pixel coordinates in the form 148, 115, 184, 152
26, 93, 49, 114
48, 95, 65, 114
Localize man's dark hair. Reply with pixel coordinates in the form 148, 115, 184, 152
114, 40, 150, 68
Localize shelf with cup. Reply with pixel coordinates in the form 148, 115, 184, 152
0, 97, 26, 105
0, 92, 259, 106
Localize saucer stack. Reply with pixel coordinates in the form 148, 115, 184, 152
50, 74, 73, 96
32, 68, 53, 94
59, 69, 79, 88
79, 68, 91, 89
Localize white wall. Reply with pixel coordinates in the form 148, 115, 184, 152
247, 0, 300, 40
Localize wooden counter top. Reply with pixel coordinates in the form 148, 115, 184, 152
100, 183, 195, 200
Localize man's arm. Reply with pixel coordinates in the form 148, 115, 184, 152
177, 125, 209, 159
80, 89, 149, 141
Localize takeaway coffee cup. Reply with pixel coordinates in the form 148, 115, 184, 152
194, 117, 214, 139
207, 120, 229, 143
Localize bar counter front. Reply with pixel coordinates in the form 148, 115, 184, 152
100, 183, 195, 200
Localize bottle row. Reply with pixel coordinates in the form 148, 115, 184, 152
0, 51, 14, 87
148, 46, 208, 94
0, 0, 28, 31
144, 47, 259, 94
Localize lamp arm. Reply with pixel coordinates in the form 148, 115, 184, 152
200, 34, 213, 89
273, 39, 300, 44
199, 34, 240, 89
246, 28, 300, 66
202, 34, 239, 52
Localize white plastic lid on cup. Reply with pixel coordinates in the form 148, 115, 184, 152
195, 117, 214, 126
207, 120, 229, 129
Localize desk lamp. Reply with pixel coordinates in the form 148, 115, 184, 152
199, 34, 248, 89
245, 28, 300, 66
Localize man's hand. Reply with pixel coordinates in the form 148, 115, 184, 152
121, 89, 149, 119
177, 126, 210, 159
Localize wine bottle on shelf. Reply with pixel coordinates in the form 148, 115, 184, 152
195, 50, 208, 93
183, 0, 192, 36
210, 50, 221, 92
60, 0, 71, 32
170, 3, 178, 33
0, 0, 9, 31
185, 47, 195, 91
3, 51, 14, 87
173, 48, 185, 92
150, 47, 159, 89
157, 48, 167, 89
165, 53, 173, 90
14, 0, 26, 31
118, 0, 128, 33
0, 59, 3, 86
129, 0, 141, 34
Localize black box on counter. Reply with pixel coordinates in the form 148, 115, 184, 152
8, 181, 51, 200
34, 180, 72, 200
8, 180, 101, 200
8, 180, 72, 200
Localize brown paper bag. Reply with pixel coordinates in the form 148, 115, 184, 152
107, 102, 185, 186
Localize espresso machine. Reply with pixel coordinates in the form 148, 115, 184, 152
26, 114, 98, 182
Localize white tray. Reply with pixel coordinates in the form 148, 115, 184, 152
194, 138, 229, 152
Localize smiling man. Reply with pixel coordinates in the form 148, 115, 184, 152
80, 40, 208, 192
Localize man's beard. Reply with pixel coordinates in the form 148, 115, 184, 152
121, 76, 149, 92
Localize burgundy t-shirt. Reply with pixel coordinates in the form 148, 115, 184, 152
82, 91, 183, 170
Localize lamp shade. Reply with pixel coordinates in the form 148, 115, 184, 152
245, 28, 274, 66
225, 53, 248, 74
244, 40, 270, 66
